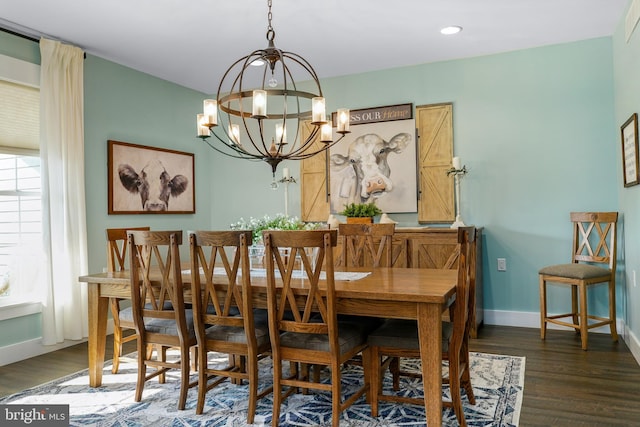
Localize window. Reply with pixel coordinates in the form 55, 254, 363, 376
0, 54, 41, 302
0, 152, 41, 298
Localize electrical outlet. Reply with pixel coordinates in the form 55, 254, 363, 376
497, 258, 506, 271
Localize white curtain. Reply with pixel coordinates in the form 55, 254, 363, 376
39, 37, 89, 345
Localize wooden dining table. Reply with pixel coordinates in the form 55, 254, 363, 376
78, 266, 457, 426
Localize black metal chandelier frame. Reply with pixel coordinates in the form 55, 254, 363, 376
197, 0, 350, 179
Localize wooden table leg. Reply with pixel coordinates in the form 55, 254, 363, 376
418, 302, 443, 427
88, 282, 108, 387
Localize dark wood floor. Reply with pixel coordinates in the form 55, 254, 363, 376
471, 326, 640, 426
1, 325, 639, 426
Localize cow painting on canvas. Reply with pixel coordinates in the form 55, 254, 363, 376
108, 140, 195, 214
118, 160, 189, 211
330, 132, 411, 204
329, 111, 417, 215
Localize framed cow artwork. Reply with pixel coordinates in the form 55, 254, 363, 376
329, 103, 417, 214
108, 140, 195, 214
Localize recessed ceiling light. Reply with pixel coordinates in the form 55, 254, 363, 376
441, 26, 462, 35
250, 59, 265, 67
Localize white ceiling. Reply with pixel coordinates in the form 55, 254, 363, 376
0, 0, 629, 94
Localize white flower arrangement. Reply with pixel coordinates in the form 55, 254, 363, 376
230, 213, 323, 245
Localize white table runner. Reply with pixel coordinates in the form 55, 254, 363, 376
184, 267, 370, 281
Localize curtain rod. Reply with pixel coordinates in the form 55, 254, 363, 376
0, 26, 39, 43
1, 25, 86, 59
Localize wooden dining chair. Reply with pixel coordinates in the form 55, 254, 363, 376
337, 223, 395, 268
263, 229, 370, 427
336, 223, 395, 363
125, 230, 197, 410
188, 230, 272, 421
366, 226, 476, 427
539, 211, 619, 350
105, 226, 150, 374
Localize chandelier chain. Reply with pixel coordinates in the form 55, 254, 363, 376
267, 0, 273, 33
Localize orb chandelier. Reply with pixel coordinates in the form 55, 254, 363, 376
196, 0, 350, 187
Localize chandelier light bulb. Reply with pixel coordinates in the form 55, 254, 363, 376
275, 123, 287, 144
229, 124, 240, 145
312, 97, 326, 124
337, 108, 350, 133
252, 90, 267, 118
203, 99, 217, 126
320, 121, 332, 142
196, 114, 209, 137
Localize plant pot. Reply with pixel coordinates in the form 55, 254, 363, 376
346, 217, 373, 224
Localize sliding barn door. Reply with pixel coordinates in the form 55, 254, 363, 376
416, 103, 454, 223
300, 121, 329, 222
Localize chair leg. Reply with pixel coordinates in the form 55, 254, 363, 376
330, 360, 341, 427
571, 286, 580, 333
111, 329, 122, 374
300, 363, 310, 395
461, 369, 475, 405
159, 346, 167, 383
609, 280, 619, 342
196, 346, 207, 415
579, 284, 589, 351
460, 342, 475, 405
134, 341, 147, 402
247, 356, 259, 424
238, 355, 247, 384
311, 364, 322, 383
390, 357, 400, 390
190, 347, 198, 372
178, 343, 190, 410
367, 347, 380, 414
448, 354, 467, 427
229, 354, 242, 384
272, 357, 282, 427
361, 348, 371, 405
539, 277, 547, 340
110, 298, 122, 374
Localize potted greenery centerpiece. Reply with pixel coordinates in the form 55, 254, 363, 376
339, 202, 382, 224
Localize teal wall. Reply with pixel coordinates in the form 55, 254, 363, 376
1, 20, 634, 352
215, 38, 619, 318
318, 39, 618, 318
83, 55, 213, 272
0, 31, 39, 63
2, 314, 40, 343
614, 7, 640, 341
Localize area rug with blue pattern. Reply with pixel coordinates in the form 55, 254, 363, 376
0, 351, 524, 426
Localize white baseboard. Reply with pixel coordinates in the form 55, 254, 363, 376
0, 337, 86, 367
483, 309, 626, 333
483, 309, 640, 365
0, 319, 114, 367
624, 324, 640, 366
